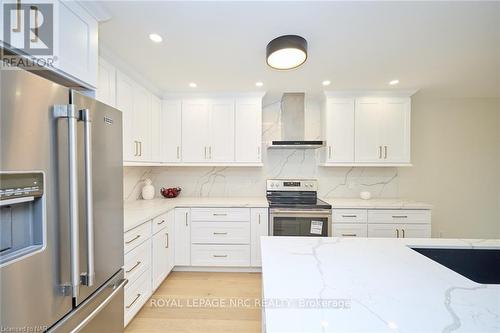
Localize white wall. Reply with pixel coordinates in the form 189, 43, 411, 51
399, 94, 500, 239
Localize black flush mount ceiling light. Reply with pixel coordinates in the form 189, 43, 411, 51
266, 35, 308, 70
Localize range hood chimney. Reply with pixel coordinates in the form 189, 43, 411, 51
269, 93, 324, 149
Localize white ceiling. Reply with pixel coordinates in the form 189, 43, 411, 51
97, 1, 500, 98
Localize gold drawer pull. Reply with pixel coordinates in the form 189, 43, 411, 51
341, 233, 357, 237
213, 232, 228, 235
157, 220, 165, 225
125, 235, 140, 244
213, 254, 228, 258
126, 293, 141, 309
125, 261, 142, 273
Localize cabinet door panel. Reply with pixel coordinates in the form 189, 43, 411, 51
174, 209, 190, 266
324, 98, 355, 163
400, 224, 431, 238
96, 58, 116, 107
57, 1, 97, 87
381, 98, 411, 163
333, 224, 367, 237
182, 101, 210, 162
150, 95, 162, 162
152, 231, 169, 291
116, 72, 135, 161
367, 224, 399, 238
210, 100, 235, 162
355, 99, 382, 162
250, 208, 268, 267
162, 100, 182, 162
235, 100, 262, 163
133, 86, 152, 161
166, 211, 175, 273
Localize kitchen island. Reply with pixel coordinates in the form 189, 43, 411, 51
261, 237, 500, 332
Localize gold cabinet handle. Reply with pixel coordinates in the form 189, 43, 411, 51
258, 214, 261, 225
157, 220, 165, 225
379, 146, 382, 159
402, 229, 405, 238
213, 213, 228, 216
176, 146, 180, 159
139, 142, 142, 156
329, 146, 332, 159
165, 232, 169, 248
213, 254, 228, 258
125, 261, 141, 273
257, 146, 261, 160
125, 235, 140, 244
209, 146, 212, 159
384, 146, 388, 159
342, 215, 357, 218
185, 211, 188, 227
341, 233, 357, 237
213, 232, 228, 235
126, 294, 141, 309
396, 229, 399, 238
392, 215, 408, 219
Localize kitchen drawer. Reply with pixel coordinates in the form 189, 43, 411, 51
368, 209, 431, 224
191, 221, 250, 244
152, 211, 170, 234
332, 223, 368, 237
332, 209, 367, 224
191, 244, 250, 267
124, 268, 152, 326
124, 239, 151, 285
124, 221, 151, 254
191, 208, 250, 222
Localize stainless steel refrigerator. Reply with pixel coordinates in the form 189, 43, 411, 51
0, 68, 125, 332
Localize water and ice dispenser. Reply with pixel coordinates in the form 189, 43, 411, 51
0, 172, 44, 265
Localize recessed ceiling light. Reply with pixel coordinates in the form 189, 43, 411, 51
149, 33, 163, 43
389, 79, 399, 85
322, 80, 331, 86
266, 35, 308, 70
255, 82, 264, 87
189, 82, 197, 88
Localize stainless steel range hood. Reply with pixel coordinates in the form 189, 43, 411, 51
268, 93, 325, 149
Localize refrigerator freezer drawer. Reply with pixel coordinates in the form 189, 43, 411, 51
47, 269, 126, 333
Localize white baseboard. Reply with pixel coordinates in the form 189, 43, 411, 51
173, 266, 262, 273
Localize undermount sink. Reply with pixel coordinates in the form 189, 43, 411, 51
411, 247, 500, 284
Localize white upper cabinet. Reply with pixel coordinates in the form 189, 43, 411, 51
181, 100, 211, 162
161, 100, 182, 163
355, 97, 411, 164
150, 95, 162, 162
96, 58, 116, 107
209, 100, 235, 162
116, 71, 135, 161
57, 1, 98, 88
132, 85, 152, 162
321, 98, 355, 164
235, 99, 262, 163
321, 92, 412, 166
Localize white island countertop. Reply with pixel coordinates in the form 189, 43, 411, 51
261, 237, 500, 333
124, 197, 268, 232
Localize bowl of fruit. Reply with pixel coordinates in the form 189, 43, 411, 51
160, 187, 182, 198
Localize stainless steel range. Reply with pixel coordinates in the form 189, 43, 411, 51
267, 179, 332, 237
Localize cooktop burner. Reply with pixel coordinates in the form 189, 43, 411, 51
266, 179, 332, 210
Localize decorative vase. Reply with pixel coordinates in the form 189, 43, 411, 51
141, 178, 155, 200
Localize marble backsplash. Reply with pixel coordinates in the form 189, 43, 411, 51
124, 94, 400, 201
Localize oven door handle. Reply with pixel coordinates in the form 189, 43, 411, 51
270, 210, 331, 215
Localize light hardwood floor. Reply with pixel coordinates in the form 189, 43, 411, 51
125, 272, 262, 333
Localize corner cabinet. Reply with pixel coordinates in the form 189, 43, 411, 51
321, 93, 412, 166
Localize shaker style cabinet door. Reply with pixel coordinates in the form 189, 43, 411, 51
380, 98, 411, 163
116, 71, 135, 161
161, 100, 182, 162
57, 1, 98, 88
354, 98, 383, 162
174, 208, 191, 266
96, 58, 116, 107
151, 231, 169, 291
132, 86, 152, 162
209, 100, 235, 162
250, 208, 268, 267
181, 100, 210, 162
235, 99, 262, 163
322, 98, 355, 163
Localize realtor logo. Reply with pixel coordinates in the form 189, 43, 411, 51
2, 2, 54, 56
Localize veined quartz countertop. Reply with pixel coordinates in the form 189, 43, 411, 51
324, 198, 433, 209
261, 237, 500, 333
124, 197, 269, 232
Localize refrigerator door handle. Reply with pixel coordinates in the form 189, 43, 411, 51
79, 109, 95, 287
54, 104, 80, 297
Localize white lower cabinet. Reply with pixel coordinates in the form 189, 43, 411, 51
333, 208, 432, 239
124, 268, 151, 326
174, 208, 191, 266
151, 211, 174, 291
250, 208, 269, 267
191, 244, 250, 267
333, 223, 368, 237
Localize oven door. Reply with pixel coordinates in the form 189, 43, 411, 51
269, 209, 331, 237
